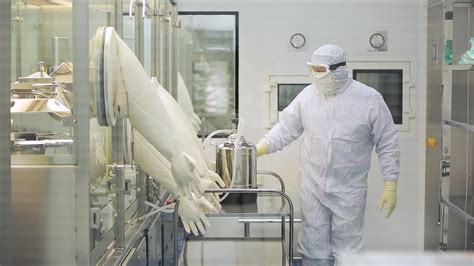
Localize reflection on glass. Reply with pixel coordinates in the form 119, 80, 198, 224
353, 69, 403, 124
178, 13, 237, 135
278, 84, 308, 111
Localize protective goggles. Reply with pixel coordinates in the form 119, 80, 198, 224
307, 61, 346, 75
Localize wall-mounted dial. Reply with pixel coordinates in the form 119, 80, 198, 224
290, 33, 306, 49
369, 33, 386, 49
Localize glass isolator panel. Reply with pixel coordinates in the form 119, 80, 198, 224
10, 2, 75, 163
178, 12, 238, 136
277, 83, 308, 111
353, 69, 403, 124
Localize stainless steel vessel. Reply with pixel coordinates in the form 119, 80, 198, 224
216, 135, 257, 189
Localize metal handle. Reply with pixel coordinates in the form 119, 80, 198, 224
90, 208, 101, 229
257, 170, 286, 193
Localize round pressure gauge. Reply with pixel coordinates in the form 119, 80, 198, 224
369, 33, 385, 49
290, 33, 306, 49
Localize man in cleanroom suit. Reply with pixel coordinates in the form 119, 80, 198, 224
256, 44, 400, 266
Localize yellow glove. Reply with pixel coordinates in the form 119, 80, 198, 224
256, 142, 269, 157
379, 180, 397, 219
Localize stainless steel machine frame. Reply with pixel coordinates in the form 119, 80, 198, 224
0, 0, 12, 264
2, 0, 182, 265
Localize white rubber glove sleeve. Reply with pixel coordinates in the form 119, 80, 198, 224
133, 129, 179, 195
179, 194, 218, 236
90, 28, 224, 200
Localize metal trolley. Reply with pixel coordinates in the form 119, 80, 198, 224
181, 171, 295, 266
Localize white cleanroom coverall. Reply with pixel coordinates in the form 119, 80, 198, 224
260, 45, 400, 265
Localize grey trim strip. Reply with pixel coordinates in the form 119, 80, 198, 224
73, 0, 91, 264
0, 0, 11, 265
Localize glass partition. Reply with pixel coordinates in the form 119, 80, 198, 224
178, 12, 238, 136
10, 0, 75, 163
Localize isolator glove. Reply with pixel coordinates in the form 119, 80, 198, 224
171, 152, 225, 201
171, 152, 206, 200
198, 178, 223, 210
178, 193, 218, 236
379, 180, 398, 219
256, 141, 269, 157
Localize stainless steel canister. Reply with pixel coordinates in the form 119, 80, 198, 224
216, 135, 257, 188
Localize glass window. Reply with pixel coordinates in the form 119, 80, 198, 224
10, 1, 75, 163
178, 12, 238, 136
277, 84, 308, 111
353, 69, 403, 124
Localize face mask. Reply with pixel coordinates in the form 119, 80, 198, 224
312, 71, 340, 96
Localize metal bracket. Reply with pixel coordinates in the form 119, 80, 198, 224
90, 207, 102, 230
153, 8, 167, 17
129, 0, 151, 19
124, 178, 132, 195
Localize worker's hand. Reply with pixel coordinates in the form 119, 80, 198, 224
171, 152, 205, 200
256, 141, 269, 157
178, 193, 218, 236
379, 180, 398, 219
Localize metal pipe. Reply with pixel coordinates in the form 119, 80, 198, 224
134, 1, 145, 64
257, 170, 286, 193
238, 218, 302, 223
112, 117, 126, 254
14, 0, 22, 78
137, 166, 147, 216
169, 2, 178, 99
161, 0, 170, 90
440, 196, 474, 224
115, 165, 126, 253
151, 0, 162, 79
174, 200, 179, 265
114, 0, 124, 37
